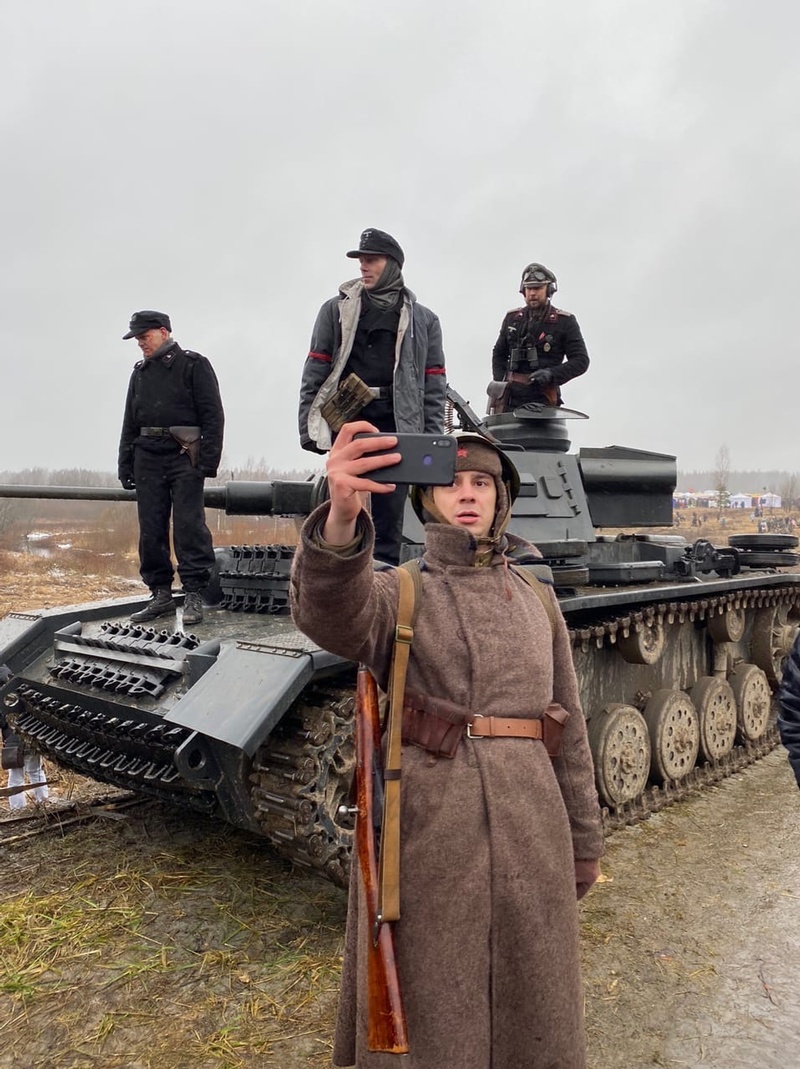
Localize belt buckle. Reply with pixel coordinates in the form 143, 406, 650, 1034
466, 715, 484, 740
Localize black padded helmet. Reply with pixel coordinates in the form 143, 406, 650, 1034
519, 262, 558, 297
410, 431, 520, 528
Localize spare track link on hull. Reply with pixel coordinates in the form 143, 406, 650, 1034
10, 685, 218, 813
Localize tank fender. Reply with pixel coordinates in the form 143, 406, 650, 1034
164, 641, 350, 755
0, 614, 47, 671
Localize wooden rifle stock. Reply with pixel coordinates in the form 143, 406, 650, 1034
355, 666, 409, 1054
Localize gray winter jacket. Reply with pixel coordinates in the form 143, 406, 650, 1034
298, 279, 446, 452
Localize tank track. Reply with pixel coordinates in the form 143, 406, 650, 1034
248, 680, 356, 888
568, 582, 798, 652
245, 585, 796, 885
600, 726, 778, 833
570, 583, 797, 833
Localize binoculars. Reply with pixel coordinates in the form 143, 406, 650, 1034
509, 347, 539, 371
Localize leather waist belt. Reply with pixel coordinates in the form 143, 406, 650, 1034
466, 715, 543, 739
367, 386, 392, 400
401, 689, 568, 760
140, 426, 200, 438
507, 372, 532, 384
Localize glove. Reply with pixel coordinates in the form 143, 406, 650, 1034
575, 858, 601, 900
301, 437, 328, 456
529, 368, 554, 386
120, 477, 135, 491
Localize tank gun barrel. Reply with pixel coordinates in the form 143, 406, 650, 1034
0, 477, 329, 516
0, 485, 136, 502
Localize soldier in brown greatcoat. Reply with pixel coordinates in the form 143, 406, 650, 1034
290, 422, 603, 1068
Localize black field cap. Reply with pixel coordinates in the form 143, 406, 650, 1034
346, 228, 404, 268
122, 310, 172, 340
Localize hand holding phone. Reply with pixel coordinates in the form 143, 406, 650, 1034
353, 432, 456, 485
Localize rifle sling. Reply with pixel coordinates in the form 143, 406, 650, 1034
377, 565, 416, 924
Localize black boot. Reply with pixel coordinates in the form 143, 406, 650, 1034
182, 591, 204, 626
130, 587, 176, 623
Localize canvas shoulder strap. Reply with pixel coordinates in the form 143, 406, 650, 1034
510, 563, 557, 639
378, 561, 418, 923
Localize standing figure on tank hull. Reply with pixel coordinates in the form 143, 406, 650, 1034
489, 261, 590, 412
298, 228, 446, 565
118, 310, 225, 626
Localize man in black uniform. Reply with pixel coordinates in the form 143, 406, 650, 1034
118, 311, 225, 626
490, 262, 589, 410
298, 229, 446, 565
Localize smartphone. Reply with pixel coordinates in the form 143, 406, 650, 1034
353, 432, 456, 485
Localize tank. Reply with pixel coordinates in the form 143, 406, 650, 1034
1, 391, 798, 886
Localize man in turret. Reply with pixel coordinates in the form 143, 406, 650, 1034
118, 310, 225, 626
489, 262, 589, 411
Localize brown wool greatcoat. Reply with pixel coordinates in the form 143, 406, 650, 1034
290, 506, 604, 1069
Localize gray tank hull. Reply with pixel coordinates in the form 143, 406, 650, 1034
1, 397, 797, 885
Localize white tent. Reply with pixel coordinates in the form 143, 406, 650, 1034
730, 493, 753, 508
760, 492, 782, 509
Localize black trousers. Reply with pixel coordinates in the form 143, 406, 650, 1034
370, 486, 407, 566
133, 448, 215, 592
358, 400, 407, 566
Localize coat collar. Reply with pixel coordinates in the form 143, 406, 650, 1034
422, 523, 509, 570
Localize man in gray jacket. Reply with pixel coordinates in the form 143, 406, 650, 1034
298, 228, 446, 564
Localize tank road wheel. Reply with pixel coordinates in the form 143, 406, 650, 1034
689, 677, 737, 763
728, 663, 772, 743
751, 603, 800, 686
617, 621, 666, 665
642, 689, 699, 783
728, 533, 799, 550
587, 704, 651, 808
707, 607, 746, 644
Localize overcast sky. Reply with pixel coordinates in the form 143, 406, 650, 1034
2, 0, 798, 480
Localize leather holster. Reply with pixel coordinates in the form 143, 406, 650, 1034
402, 689, 471, 759
542, 702, 570, 757
169, 426, 201, 467
486, 379, 510, 416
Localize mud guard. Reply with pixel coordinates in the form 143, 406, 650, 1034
164, 642, 350, 756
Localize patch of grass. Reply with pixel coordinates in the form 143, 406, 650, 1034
0, 805, 345, 1068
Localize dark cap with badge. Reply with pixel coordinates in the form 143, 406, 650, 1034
346, 228, 405, 269
122, 310, 172, 340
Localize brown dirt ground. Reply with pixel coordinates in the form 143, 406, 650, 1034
2, 522, 799, 1068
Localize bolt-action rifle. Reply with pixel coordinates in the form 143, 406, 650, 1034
355, 666, 409, 1054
